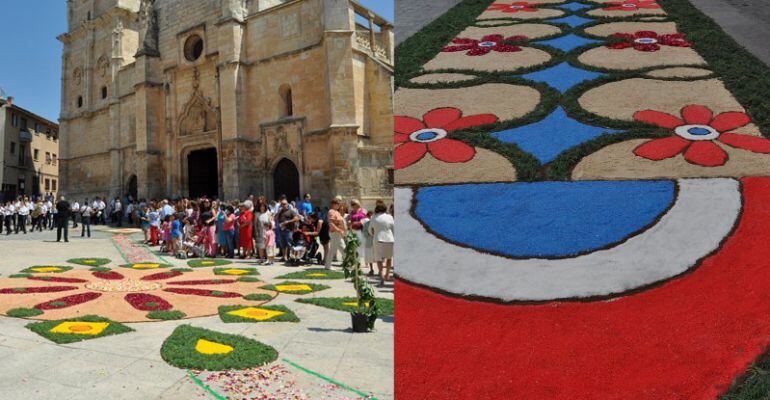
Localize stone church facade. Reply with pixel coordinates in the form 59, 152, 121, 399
58, 0, 393, 205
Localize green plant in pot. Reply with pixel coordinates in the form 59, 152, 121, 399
343, 231, 379, 332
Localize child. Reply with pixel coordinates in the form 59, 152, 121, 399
148, 207, 160, 246
160, 215, 171, 253
170, 214, 182, 256
263, 222, 276, 265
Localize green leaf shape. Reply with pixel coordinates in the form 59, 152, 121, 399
243, 293, 274, 302
187, 259, 233, 268
275, 268, 346, 280
213, 267, 260, 276
147, 310, 186, 320
67, 258, 111, 266
218, 305, 300, 323
261, 281, 330, 295
26, 315, 133, 344
297, 297, 394, 316
6, 308, 44, 318
20, 266, 73, 274
160, 325, 278, 370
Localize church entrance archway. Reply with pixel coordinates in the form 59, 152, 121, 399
187, 148, 219, 198
273, 158, 300, 202
127, 175, 138, 200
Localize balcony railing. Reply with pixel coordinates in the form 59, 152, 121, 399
19, 129, 32, 142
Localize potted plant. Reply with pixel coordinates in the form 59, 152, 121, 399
342, 231, 380, 333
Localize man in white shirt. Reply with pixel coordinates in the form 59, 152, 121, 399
70, 201, 80, 228
2, 204, 11, 235
161, 200, 174, 219
80, 201, 93, 238
113, 199, 123, 227
16, 200, 29, 234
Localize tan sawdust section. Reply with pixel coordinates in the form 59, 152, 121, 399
579, 46, 706, 70
458, 24, 562, 40
0, 268, 275, 322
578, 78, 762, 135
396, 148, 517, 185
584, 21, 679, 37
476, 20, 519, 27
410, 73, 477, 84
477, 8, 565, 21
395, 84, 541, 121
638, 16, 670, 21
645, 67, 713, 78
572, 139, 770, 180
423, 47, 552, 73
588, 8, 666, 17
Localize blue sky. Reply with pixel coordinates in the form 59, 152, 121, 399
0, 0, 392, 123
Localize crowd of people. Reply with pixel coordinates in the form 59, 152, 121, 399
0, 192, 395, 284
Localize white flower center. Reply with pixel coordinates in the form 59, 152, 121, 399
634, 37, 658, 44
622, 3, 637, 8
478, 41, 497, 47
410, 128, 448, 143
674, 124, 720, 141
509, 5, 525, 9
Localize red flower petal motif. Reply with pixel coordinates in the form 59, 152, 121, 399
163, 288, 241, 298
634, 110, 684, 129
710, 112, 751, 132
395, 116, 426, 135
442, 34, 526, 56
718, 133, 770, 153
35, 292, 102, 310
428, 139, 476, 164
603, 0, 661, 11
607, 30, 691, 52
487, 2, 538, 13
0, 286, 79, 294
140, 271, 183, 281
681, 105, 713, 125
166, 279, 236, 286
424, 108, 463, 128
684, 141, 728, 167
633, 136, 691, 160
93, 271, 124, 280
27, 276, 87, 284
395, 141, 429, 169
125, 293, 173, 311
443, 114, 499, 131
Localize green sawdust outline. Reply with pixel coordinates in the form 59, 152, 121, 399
26, 315, 134, 344
67, 258, 112, 266
146, 310, 187, 320
261, 281, 331, 295
218, 304, 300, 323
187, 258, 233, 268
213, 267, 260, 276
118, 262, 174, 270
396, 0, 770, 183
296, 297, 395, 316
20, 266, 73, 274
160, 325, 278, 371
275, 268, 348, 280
399, 0, 770, 397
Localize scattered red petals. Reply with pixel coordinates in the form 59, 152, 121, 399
34, 292, 102, 310
166, 279, 236, 286
163, 288, 241, 298
141, 271, 183, 281
124, 293, 173, 311
92, 271, 125, 280
0, 286, 78, 294
27, 276, 87, 284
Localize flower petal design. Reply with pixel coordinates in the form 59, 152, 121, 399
467, 46, 493, 56
395, 133, 410, 144
443, 114, 499, 132
428, 139, 477, 164
718, 133, 770, 153
493, 44, 523, 53
710, 112, 751, 132
681, 105, 713, 125
633, 136, 690, 160
607, 42, 634, 50
424, 108, 464, 129
481, 34, 504, 43
683, 141, 728, 167
443, 44, 477, 53
395, 116, 425, 134
395, 142, 429, 170
634, 110, 684, 129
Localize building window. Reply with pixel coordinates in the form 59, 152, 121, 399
52, 179, 57, 191
46, 152, 51, 164
279, 85, 293, 118
45, 179, 50, 191
101, 86, 108, 99
11, 113, 17, 127
53, 131, 58, 141
52, 154, 57, 165
184, 34, 204, 62
19, 144, 25, 166
20, 118, 27, 130
34, 122, 40, 133
9, 142, 15, 154
33, 149, 39, 161
77, 96, 83, 108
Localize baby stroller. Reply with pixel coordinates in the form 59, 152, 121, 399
183, 226, 206, 259
288, 229, 310, 266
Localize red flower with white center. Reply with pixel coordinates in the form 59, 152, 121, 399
633, 105, 770, 167
603, 0, 661, 11
395, 108, 498, 169
487, 2, 538, 13
442, 34, 528, 56
607, 31, 691, 52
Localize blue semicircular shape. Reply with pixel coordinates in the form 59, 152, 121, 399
413, 180, 676, 258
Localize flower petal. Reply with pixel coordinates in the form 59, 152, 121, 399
395, 142, 428, 170
493, 44, 522, 52
428, 139, 476, 164
395, 133, 410, 144
710, 111, 751, 132
607, 42, 634, 50
468, 46, 493, 56
481, 34, 504, 43
683, 141, 728, 167
680, 105, 713, 125
443, 114, 499, 132
395, 116, 425, 134
718, 133, 770, 153
423, 108, 463, 129
634, 110, 684, 129
633, 136, 690, 160
443, 44, 477, 52
635, 31, 658, 38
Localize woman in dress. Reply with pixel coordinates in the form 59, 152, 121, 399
237, 200, 254, 259
369, 202, 394, 285
348, 199, 367, 264
200, 199, 217, 257
256, 202, 273, 264
216, 202, 227, 256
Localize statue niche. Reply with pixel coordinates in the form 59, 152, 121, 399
178, 91, 218, 136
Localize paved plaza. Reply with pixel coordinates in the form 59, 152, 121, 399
0, 228, 393, 400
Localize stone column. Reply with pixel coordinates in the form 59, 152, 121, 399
134, 55, 165, 200
323, 0, 358, 128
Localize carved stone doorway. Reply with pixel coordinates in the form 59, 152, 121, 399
273, 158, 300, 202
187, 148, 219, 199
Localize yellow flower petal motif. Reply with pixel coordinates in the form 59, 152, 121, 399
226, 307, 285, 321
84, 260, 96, 264
31, 267, 62, 273
343, 301, 371, 307
306, 273, 327, 277
220, 269, 250, 275
274, 284, 313, 292
49, 322, 110, 336
195, 338, 234, 355
201, 261, 215, 266
132, 263, 160, 269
